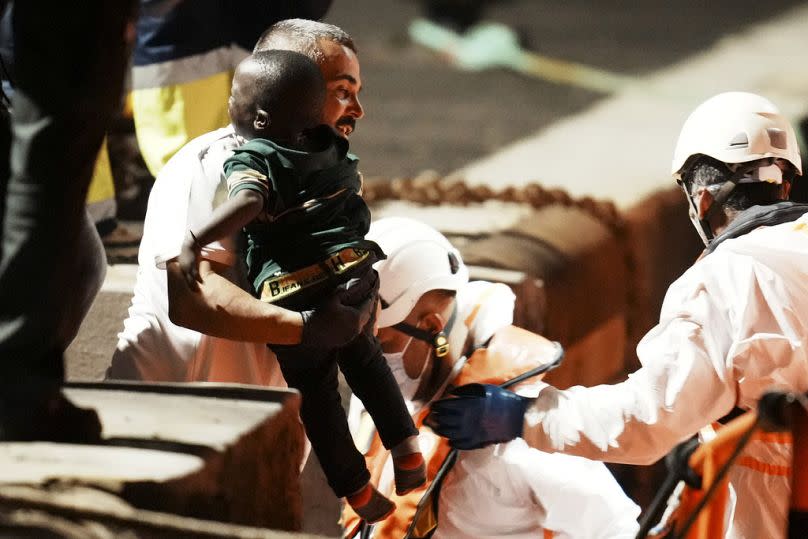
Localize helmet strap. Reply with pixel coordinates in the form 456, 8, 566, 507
681, 183, 715, 246
682, 161, 762, 246
392, 302, 458, 358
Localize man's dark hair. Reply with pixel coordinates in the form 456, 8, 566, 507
249, 49, 325, 132
682, 155, 788, 212
253, 19, 355, 62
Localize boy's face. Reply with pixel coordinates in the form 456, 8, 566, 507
228, 61, 259, 137
318, 41, 364, 138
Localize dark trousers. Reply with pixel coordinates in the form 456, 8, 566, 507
272, 262, 417, 498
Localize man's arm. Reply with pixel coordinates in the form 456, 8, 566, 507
167, 258, 304, 344
167, 257, 377, 347
431, 282, 739, 464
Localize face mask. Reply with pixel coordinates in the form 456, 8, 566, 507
386, 302, 460, 402
384, 336, 429, 402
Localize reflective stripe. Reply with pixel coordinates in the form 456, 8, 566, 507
752, 431, 793, 445
86, 138, 116, 223
132, 45, 248, 89
259, 248, 371, 303
737, 456, 791, 477
132, 71, 233, 175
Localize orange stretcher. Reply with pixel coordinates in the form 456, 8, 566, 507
637, 391, 808, 539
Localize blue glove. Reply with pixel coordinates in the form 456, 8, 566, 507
427, 383, 532, 450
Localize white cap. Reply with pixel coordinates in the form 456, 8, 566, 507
368, 217, 469, 328
671, 92, 802, 178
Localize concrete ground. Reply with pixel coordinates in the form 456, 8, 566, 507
65, 1, 808, 535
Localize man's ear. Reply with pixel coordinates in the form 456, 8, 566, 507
696, 187, 714, 219
782, 180, 792, 200
420, 312, 445, 334
253, 109, 269, 131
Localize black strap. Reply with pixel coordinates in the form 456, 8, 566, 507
392, 302, 458, 344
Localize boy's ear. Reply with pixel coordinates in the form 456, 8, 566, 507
253, 109, 269, 131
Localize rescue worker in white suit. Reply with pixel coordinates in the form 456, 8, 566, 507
429, 91, 808, 539
342, 217, 640, 538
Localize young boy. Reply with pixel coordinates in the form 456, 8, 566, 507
178, 50, 424, 522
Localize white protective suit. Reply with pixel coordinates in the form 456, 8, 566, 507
350, 281, 640, 538
523, 212, 808, 539
108, 126, 284, 385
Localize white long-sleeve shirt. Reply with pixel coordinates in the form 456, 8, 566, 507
523, 212, 808, 539
108, 127, 284, 386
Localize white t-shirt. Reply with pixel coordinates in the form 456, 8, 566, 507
107, 127, 284, 386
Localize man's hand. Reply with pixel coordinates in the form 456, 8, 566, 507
299, 275, 378, 350
427, 383, 532, 450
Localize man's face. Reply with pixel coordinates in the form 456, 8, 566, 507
378, 293, 467, 401
317, 40, 364, 137
378, 318, 433, 380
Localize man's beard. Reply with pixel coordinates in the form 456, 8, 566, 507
336, 117, 356, 137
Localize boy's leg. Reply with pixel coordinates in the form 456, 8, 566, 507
337, 265, 418, 448
338, 333, 418, 449
274, 344, 396, 522
273, 346, 369, 498
338, 332, 426, 496
338, 266, 426, 496
337, 267, 426, 496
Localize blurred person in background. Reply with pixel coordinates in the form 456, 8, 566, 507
0, 1, 141, 255
0, 0, 135, 441
107, 19, 368, 385
430, 92, 808, 539
131, 0, 332, 177
341, 217, 640, 538
419, 0, 489, 32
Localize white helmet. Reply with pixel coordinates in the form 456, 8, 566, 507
368, 217, 469, 328
671, 91, 802, 179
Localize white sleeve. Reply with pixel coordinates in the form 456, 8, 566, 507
518, 447, 640, 538
153, 142, 238, 269
522, 272, 738, 465
458, 281, 515, 348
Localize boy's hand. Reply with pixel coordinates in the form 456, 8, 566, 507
178, 232, 203, 288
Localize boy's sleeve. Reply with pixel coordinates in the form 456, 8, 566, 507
223, 142, 273, 203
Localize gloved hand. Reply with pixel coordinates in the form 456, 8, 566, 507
427, 383, 532, 450
299, 272, 379, 350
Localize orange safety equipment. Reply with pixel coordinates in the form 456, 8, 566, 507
342, 326, 566, 538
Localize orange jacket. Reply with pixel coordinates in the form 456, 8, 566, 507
341, 325, 561, 538
647, 409, 800, 539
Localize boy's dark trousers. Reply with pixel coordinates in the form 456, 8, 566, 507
272, 262, 418, 498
